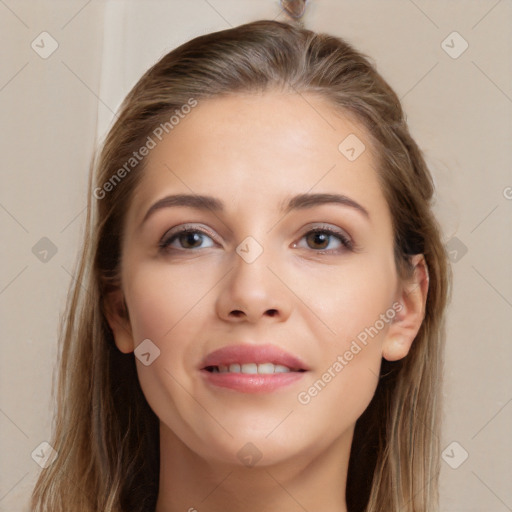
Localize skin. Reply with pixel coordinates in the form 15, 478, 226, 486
105, 91, 429, 512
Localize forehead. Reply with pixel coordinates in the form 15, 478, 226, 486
126, 91, 389, 227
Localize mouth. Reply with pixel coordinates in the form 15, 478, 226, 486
199, 344, 309, 393
204, 363, 307, 374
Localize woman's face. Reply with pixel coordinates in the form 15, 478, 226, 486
110, 91, 416, 467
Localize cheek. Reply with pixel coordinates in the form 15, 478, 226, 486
122, 260, 218, 402
290, 253, 396, 412
292, 271, 392, 434
290, 251, 397, 346
122, 263, 220, 446
123, 260, 217, 342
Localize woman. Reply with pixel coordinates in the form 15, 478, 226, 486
31, 19, 451, 512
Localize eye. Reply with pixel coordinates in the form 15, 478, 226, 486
295, 226, 353, 253
159, 225, 217, 251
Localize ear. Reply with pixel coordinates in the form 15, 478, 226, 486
382, 254, 429, 362
103, 288, 135, 354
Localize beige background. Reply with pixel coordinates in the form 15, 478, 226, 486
1, 1, 511, 510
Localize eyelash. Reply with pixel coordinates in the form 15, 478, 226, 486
158, 224, 354, 254
295, 226, 354, 253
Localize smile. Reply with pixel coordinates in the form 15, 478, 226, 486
200, 344, 309, 393
205, 363, 306, 374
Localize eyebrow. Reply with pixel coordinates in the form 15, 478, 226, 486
284, 193, 370, 219
140, 192, 370, 228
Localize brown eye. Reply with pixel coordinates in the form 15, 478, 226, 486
306, 231, 330, 250
159, 227, 216, 251
178, 232, 205, 249
295, 227, 353, 253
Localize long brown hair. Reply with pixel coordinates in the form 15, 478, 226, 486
31, 20, 451, 512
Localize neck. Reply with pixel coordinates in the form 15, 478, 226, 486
155, 423, 352, 512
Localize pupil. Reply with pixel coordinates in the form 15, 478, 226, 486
181, 232, 202, 248
308, 232, 328, 249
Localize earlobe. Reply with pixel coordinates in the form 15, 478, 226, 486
103, 289, 135, 354
382, 336, 411, 362
382, 254, 429, 362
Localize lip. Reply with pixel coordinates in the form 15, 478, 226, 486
200, 343, 309, 371
199, 344, 309, 394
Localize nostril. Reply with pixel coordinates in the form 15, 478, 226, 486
228, 308, 278, 318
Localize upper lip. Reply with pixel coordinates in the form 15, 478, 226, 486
200, 344, 310, 371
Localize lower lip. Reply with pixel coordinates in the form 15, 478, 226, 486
200, 370, 306, 393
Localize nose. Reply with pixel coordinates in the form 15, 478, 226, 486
215, 248, 292, 324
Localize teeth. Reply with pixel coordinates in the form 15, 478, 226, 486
211, 363, 293, 374
241, 363, 258, 374
257, 363, 275, 374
